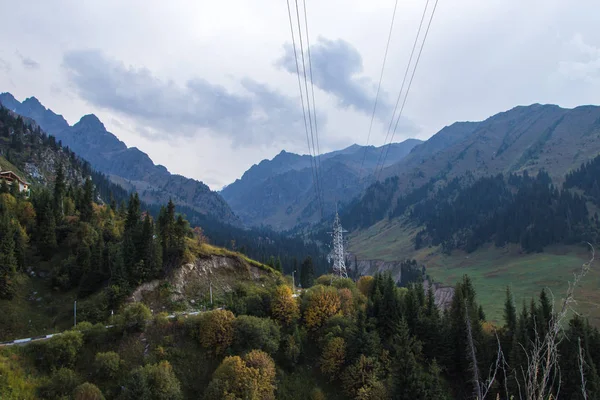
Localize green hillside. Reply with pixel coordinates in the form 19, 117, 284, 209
349, 218, 599, 324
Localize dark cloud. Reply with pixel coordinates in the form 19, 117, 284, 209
16, 51, 40, 69
62, 49, 310, 146
276, 37, 392, 118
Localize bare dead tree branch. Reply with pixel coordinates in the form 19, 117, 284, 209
579, 336, 588, 400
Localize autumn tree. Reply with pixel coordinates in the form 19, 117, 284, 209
205, 350, 276, 400
303, 285, 341, 331
320, 337, 346, 379
357, 276, 374, 297
198, 309, 235, 355
271, 284, 300, 326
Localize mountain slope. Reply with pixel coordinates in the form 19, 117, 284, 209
381, 104, 600, 190
0, 92, 239, 225
221, 139, 422, 230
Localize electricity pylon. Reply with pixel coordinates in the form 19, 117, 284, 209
329, 211, 348, 279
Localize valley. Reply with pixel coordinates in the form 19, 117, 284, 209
349, 218, 599, 325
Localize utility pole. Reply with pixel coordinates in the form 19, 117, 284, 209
329, 211, 348, 279
74, 300, 77, 327
209, 281, 213, 306
292, 269, 296, 292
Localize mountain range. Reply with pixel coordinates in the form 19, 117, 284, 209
379, 103, 600, 192
221, 140, 422, 230
0, 93, 239, 225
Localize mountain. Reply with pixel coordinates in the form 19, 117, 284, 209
380, 103, 600, 190
221, 139, 422, 230
0, 92, 239, 225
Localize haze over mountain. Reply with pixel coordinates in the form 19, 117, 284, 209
0, 92, 239, 225
221, 139, 422, 230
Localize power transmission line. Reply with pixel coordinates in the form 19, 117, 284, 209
378, 0, 439, 181
285, 0, 324, 217
294, 0, 324, 218
374, 0, 435, 180
357, 0, 399, 186
302, 0, 325, 219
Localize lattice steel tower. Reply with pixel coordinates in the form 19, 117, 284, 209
330, 212, 348, 279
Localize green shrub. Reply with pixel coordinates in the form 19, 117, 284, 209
35, 331, 83, 371
232, 315, 280, 355
94, 352, 121, 380
118, 303, 151, 332
120, 361, 182, 400
40, 368, 81, 399
73, 382, 105, 400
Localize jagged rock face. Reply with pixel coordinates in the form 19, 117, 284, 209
0, 93, 240, 226
221, 140, 422, 230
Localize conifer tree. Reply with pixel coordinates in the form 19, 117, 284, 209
53, 163, 66, 221
38, 202, 57, 260
79, 178, 94, 223
300, 256, 315, 288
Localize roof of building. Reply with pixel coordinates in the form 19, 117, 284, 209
0, 170, 30, 185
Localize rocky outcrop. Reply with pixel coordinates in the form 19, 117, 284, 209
351, 257, 455, 311
129, 254, 277, 311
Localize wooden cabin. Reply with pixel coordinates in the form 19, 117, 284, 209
0, 170, 30, 195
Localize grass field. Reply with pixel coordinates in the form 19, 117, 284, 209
349, 219, 600, 325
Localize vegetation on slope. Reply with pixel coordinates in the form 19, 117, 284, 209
2, 266, 600, 399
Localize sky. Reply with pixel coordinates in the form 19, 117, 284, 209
1, 0, 599, 190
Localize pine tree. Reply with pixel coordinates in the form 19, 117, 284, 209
38, 203, 57, 260
0, 179, 9, 194
79, 177, 94, 222
0, 212, 17, 299
504, 286, 517, 334
53, 163, 66, 221
300, 256, 315, 288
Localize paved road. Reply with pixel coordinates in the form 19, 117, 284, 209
0, 310, 206, 347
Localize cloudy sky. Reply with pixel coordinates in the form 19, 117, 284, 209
1, 0, 599, 189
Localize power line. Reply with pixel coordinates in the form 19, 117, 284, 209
378, 0, 439, 181
285, 0, 323, 216
294, 0, 324, 218
302, 0, 325, 219
374, 0, 432, 180
357, 0, 399, 186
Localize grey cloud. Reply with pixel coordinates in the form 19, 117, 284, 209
0, 58, 10, 73
16, 51, 40, 69
62, 49, 311, 146
557, 34, 600, 84
276, 37, 392, 118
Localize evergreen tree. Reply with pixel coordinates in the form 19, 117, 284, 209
0, 179, 9, 194
38, 203, 57, 260
504, 286, 517, 335
79, 178, 94, 223
53, 163, 66, 221
300, 256, 315, 288
0, 212, 17, 299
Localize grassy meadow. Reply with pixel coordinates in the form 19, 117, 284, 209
349, 218, 600, 325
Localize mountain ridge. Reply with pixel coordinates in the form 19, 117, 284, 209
0, 92, 240, 225
221, 139, 423, 230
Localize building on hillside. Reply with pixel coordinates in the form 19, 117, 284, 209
0, 170, 30, 196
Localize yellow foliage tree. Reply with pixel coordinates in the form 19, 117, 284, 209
320, 337, 346, 379
205, 350, 276, 400
356, 276, 374, 297
338, 288, 354, 317
198, 309, 235, 355
270, 285, 299, 326
303, 285, 341, 330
